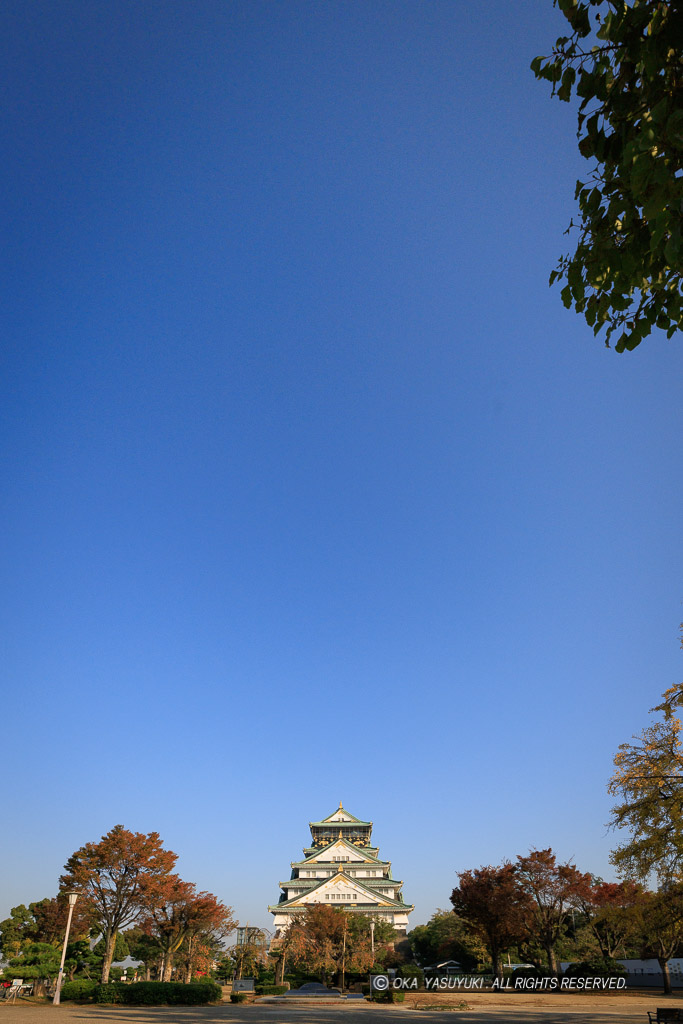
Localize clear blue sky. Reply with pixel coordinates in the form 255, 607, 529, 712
2, 0, 682, 934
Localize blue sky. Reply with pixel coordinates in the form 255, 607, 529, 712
2, 0, 682, 933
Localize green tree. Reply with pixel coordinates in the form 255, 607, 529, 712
0, 897, 91, 962
531, 0, 683, 351
636, 885, 683, 994
0, 906, 33, 960
121, 926, 164, 980
408, 909, 485, 970
3, 942, 62, 991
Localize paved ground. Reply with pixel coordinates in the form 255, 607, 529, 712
0, 998, 668, 1024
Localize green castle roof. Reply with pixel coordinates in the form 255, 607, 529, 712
309, 802, 372, 827
293, 838, 386, 866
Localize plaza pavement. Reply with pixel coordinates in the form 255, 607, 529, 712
0, 998, 664, 1024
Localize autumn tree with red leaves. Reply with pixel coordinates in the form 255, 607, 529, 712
279, 906, 374, 987
451, 864, 532, 980
60, 825, 177, 983
140, 876, 235, 982
515, 849, 592, 976
578, 879, 644, 959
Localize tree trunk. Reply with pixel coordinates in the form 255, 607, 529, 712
490, 939, 502, 981
546, 944, 559, 978
100, 931, 117, 984
275, 955, 285, 985
162, 957, 173, 982
183, 934, 194, 983
659, 958, 672, 995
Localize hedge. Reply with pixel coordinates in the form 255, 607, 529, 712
60, 980, 98, 1001
372, 990, 405, 1003
95, 982, 222, 1004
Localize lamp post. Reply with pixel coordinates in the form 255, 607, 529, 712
53, 892, 78, 1006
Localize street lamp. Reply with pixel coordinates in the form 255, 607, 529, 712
53, 892, 79, 1006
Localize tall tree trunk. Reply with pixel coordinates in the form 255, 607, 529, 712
546, 944, 558, 978
659, 958, 672, 995
184, 935, 194, 983
275, 954, 285, 985
101, 930, 117, 984
162, 956, 173, 982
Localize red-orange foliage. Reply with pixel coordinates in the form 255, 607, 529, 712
579, 879, 644, 958
140, 876, 235, 982
515, 849, 592, 975
451, 864, 532, 979
60, 825, 177, 983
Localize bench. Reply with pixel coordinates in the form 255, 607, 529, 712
648, 1010, 683, 1023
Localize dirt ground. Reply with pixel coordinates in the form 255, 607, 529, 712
1, 990, 682, 1022
401, 988, 680, 1011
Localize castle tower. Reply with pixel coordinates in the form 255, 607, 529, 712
268, 803, 413, 937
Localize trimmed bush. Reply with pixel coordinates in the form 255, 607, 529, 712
256, 984, 288, 995
563, 957, 627, 979
60, 980, 98, 1002
373, 989, 405, 1003
95, 983, 127, 1003
95, 982, 222, 1005
230, 992, 248, 1003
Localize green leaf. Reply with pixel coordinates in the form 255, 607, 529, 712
557, 67, 576, 102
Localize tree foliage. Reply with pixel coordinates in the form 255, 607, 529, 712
608, 715, 683, 883
637, 885, 683, 993
0, 898, 91, 961
515, 849, 592, 975
280, 906, 375, 984
450, 864, 532, 979
138, 877, 234, 983
531, 0, 683, 351
60, 825, 177, 983
408, 909, 486, 970
578, 879, 644, 957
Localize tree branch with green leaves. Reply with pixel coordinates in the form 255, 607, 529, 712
532, 0, 682, 351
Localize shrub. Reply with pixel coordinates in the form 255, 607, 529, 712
230, 992, 248, 1003
95, 982, 221, 1005
512, 967, 544, 980
94, 983, 127, 1003
60, 980, 98, 1002
255, 984, 288, 995
563, 957, 627, 979
373, 989, 405, 1003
